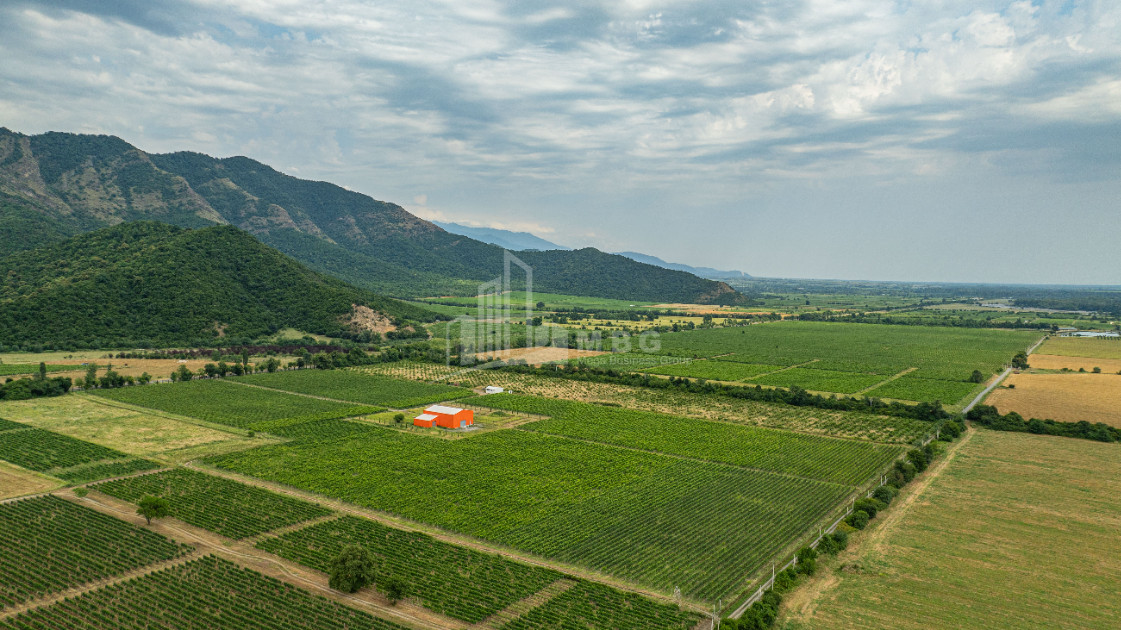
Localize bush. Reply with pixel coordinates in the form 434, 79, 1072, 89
872, 485, 895, 505
795, 546, 817, 576
906, 448, 929, 472
830, 530, 848, 551
847, 510, 870, 530
895, 460, 917, 484
854, 497, 886, 519
380, 575, 408, 604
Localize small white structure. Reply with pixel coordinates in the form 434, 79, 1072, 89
484, 386, 505, 395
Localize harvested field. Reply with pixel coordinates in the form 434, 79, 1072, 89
985, 373, 1121, 428
479, 346, 607, 364
0, 461, 62, 500
781, 430, 1121, 630
1027, 354, 1121, 374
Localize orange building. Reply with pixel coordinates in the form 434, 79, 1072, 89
413, 405, 474, 429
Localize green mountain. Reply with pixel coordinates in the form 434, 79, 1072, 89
0, 128, 743, 304
0, 222, 438, 348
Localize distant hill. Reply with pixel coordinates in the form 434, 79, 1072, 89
433, 221, 570, 252
0, 128, 744, 305
0, 222, 438, 347
614, 251, 751, 281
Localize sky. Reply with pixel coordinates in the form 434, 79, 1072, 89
1, 0, 1119, 284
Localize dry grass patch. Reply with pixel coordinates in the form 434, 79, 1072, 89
1027, 353, 1121, 373
0, 461, 62, 500
0, 394, 257, 459
782, 430, 1121, 630
986, 373, 1121, 428
480, 346, 607, 365
1037, 336, 1121, 360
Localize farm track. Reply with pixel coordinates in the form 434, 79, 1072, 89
184, 462, 710, 613
854, 368, 916, 395
56, 490, 456, 630
468, 578, 576, 629
965, 333, 1047, 413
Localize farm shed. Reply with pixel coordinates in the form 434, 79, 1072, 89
414, 405, 474, 429
484, 386, 505, 394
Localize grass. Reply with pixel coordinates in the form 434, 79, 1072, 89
93, 468, 332, 539
211, 427, 853, 601
234, 369, 471, 408
0, 495, 188, 610
0, 364, 79, 376
1037, 336, 1121, 360
781, 430, 1121, 629
0, 555, 410, 630
0, 394, 255, 459
91, 380, 377, 430
0, 461, 62, 500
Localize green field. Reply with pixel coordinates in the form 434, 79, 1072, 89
475, 394, 903, 485
643, 359, 783, 381
0, 555, 409, 630
864, 373, 980, 404
783, 430, 1121, 629
212, 426, 856, 600
92, 380, 378, 431
234, 369, 471, 408
1037, 336, 1121, 360
0, 364, 78, 376
750, 367, 887, 394
258, 515, 562, 623
264, 418, 379, 441
500, 580, 702, 630
0, 423, 155, 482
93, 468, 332, 539
0, 495, 188, 609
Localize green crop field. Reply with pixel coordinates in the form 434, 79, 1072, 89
235, 369, 471, 408
652, 322, 1039, 380
643, 359, 783, 381
500, 580, 702, 630
749, 367, 887, 394
93, 469, 331, 539
92, 380, 378, 431
0, 495, 188, 609
264, 418, 379, 441
0, 364, 78, 376
212, 426, 857, 600
475, 394, 903, 485
865, 373, 981, 404
258, 515, 562, 623
0, 424, 135, 473
54, 458, 161, 484
0, 555, 409, 630
0, 418, 27, 432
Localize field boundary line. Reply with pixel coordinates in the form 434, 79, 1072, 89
855, 367, 917, 395
0, 548, 205, 620
249, 513, 342, 544
469, 578, 577, 629
184, 461, 710, 613
59, 491, 452, 630
223, 378, 381, 407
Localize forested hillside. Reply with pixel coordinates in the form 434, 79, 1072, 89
0, 222, 438, 347
0, 128, 744, 304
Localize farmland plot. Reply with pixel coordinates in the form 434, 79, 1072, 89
92, 380, 377, 430
235, 369, 471, 408
0, 495, 188, 609
865, 373, 980, 404
476, 394, 903, 485
0, 555, 409, 630
93, 468, 331, 539
212, 427, 860, 601
643, 359, 783, 381
258, 515, 562, 624
0, 423, 157, 482
500, 580, 702, 630
750, 367, 887, 394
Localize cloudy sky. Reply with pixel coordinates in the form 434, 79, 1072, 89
2, 1, 1119, 284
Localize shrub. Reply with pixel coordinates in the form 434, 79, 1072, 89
830, 530, 849, 551
847, 510, 870, 530
906, 448, 929, 472
73, 487, 89, 498
872, 485, 895, 505
895, 460, 917, 484
380, 575, 408, 604
854, 498, 886, 520
795, 546, 817, 576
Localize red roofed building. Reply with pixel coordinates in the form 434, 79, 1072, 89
413, 405, 474, 429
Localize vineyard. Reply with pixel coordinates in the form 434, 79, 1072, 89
212, 427, 855, 600
499, 580, 702, 630
643, 360, 783, 381
0, 364, 77, 377
92, 469, 332, 539
364, 362, 932, 443
0, 555, 410, 630
474, 394, 903, 485
258, 515, 562, 623
750, 367, 889, 394
54, 458, 161, 484
236, 369, 472, 408
264, 418, 379, 441
92, 380, 379, 430
0, 424, 150, 481
0, 495, 189, 609
865, 373, 981, 404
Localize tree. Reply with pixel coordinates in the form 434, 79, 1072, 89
969, 369, 984, 383
381, 575, 408, 604
84, 363, 98, 389
393, 413, 405, 426
175, 364, 193, 382
1011, 351, 1030, 369
137, 496, 170, 525
138, 372, 152, 385
328, 544, 377, 593
37, 362, 47, 381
